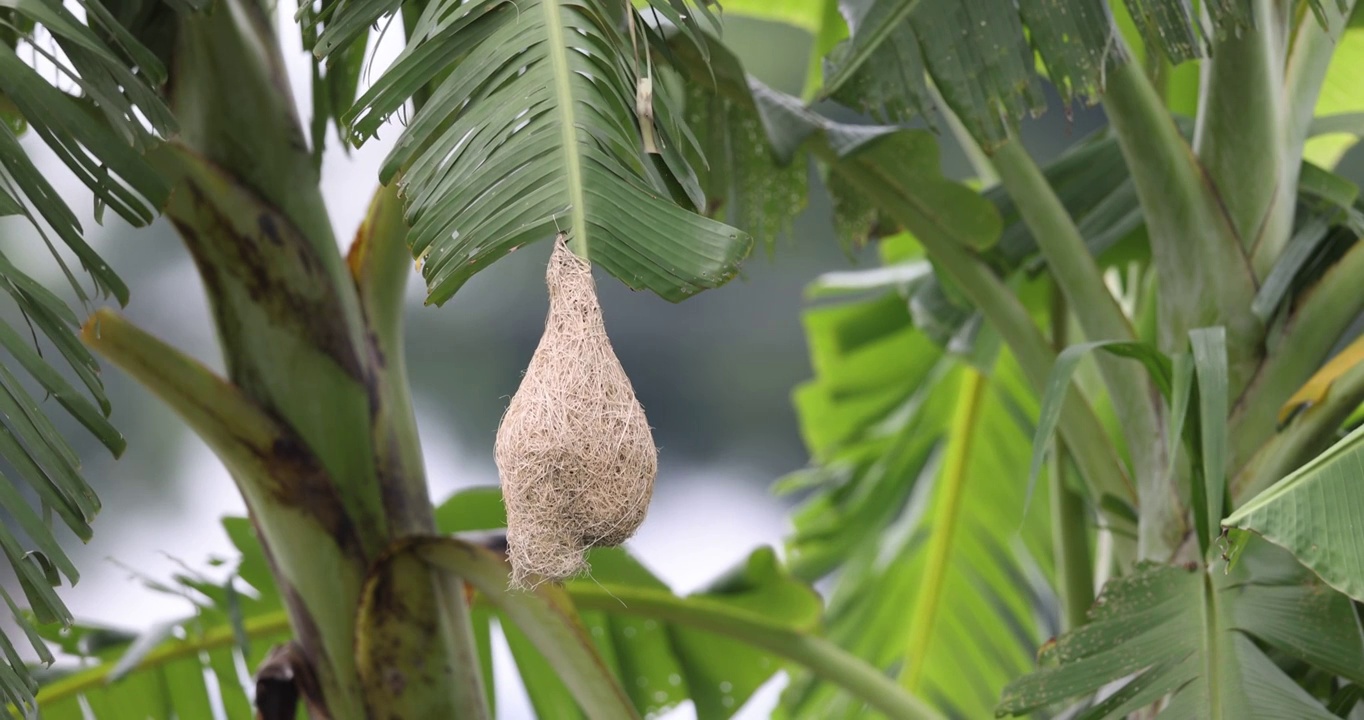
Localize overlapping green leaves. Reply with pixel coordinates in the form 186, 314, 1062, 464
784, 278, 947, 579
736, 0, 1339, 151
1301, 6, 1364, 169
0, 0, 175, 713
335, 0, 750, 304
782, 262, 1055, 718
1226, 420, 1364, 604
435, 487, 826, 720
665, 26, 1147, 344
999, 539, 1364, 718
30, 517, 290, 719
0, 3, 170, 283
35, 489, 913, 720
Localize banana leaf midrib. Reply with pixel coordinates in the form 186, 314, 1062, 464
540, 0, 590, 257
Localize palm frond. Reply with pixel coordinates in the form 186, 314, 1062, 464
0, 0, 174, 712
300, 0, 751, 304
31, 517, 291, 718
38, 491, 872, 720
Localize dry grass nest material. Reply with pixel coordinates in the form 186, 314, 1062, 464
495, 236, 657, 589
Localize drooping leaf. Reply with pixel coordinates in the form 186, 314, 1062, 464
823, 18, 931, 134
998, 539, 1363, 718
1225, 420, 1364, 603
339, 0, 750, 304
0, 2, 178, 707
1025, 339, 1171, 520
752, 83, 1004, 252
672, 24, 1142, 301
666, 26, 835, 247
681, 63, 809, 250
818, 0, 927, 99
910, 0, 1046, 148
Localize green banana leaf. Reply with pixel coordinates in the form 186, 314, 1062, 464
29, 488, 929, 720
780, 262, 1056, 719
998, 539, 1364, 719
335, 0, 751, 304
1226, 420, 1364, 604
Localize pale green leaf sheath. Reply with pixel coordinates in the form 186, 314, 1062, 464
347, 0, 752, 304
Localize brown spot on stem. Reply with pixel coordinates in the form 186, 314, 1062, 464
169, 172, 367, 385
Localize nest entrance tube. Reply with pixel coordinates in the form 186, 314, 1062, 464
495, 236, 658, 589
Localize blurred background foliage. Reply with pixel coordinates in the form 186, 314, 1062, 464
3, 3, 1364, 717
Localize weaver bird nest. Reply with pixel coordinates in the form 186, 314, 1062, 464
495, 236, 657, 588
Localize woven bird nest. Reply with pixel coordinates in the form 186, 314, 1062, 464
495, 236, 657, 588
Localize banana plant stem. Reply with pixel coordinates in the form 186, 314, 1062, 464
990, 139, 1163, 548
1194, 0, 1291, 272
928, 79, 997, 186
1101, 44, 1259, 558
1049, 286, 1094, 631
1103, 54, 1261, 399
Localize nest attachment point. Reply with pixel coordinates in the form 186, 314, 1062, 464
495, 236, 658, 589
